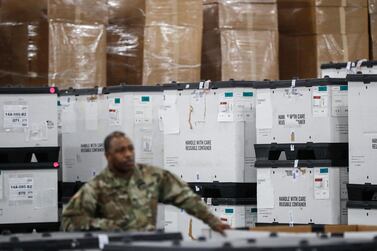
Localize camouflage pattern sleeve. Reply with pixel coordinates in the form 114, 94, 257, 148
61, 181, 123, 231
158, 170, 222, 229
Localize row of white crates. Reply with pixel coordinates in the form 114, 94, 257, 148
3, 72, 376, 229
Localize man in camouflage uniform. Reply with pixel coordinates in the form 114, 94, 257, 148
62, 131, 230, 234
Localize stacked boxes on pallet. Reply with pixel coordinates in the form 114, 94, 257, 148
254, 78, 349, 224
161, 81, 257, 239
0, 87, 59, 233
347, 74, 377, 224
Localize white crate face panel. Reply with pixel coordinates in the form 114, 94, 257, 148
257, 167, 344, 224
0, 169, 58, 224
61, 94, 115, 182
164, 87, 256, 183
349, 81, 377, 184
348, 209, 377, 225
0, 94, 58, 147
61, 92, 164, 183
164, 204, 256, 240
256, 86, 348, 144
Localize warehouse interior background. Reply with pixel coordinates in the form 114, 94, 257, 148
3, 0, 377, 250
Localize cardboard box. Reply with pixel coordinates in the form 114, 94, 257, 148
48, 0, 108, 24
49, 22, 106, 89
204, 0, 278, 30
145, 0, 203, 28
202, 29, 279, 81
278, 6, 368, 34
279, 33, 369, 79
108, 0, 146, 26
0, 22, 48, 87
108, 0, 202, 27
369, 0, 377, 58
142, 25, 202, 85
107, 25, 144, 85
0, 0, 47, 22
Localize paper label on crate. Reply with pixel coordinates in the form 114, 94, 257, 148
61, 99, 77, 133
159, 105, 180, 134
25, 122, 48, 142
190, 90, 206, 122
312, 88, 329, 117
218, 92, 235, 122
3, 105, 28, 128
331, 86, 348, 117
256, 89, 273, 129
108, 97, 121, 126
9, 176, 33, 201
134, 96, 153, 126
314, 168, 330, 200
236, 90, 254, 122
257, 169, 274, 209
84, 100, 98, 131
142, 135, 153, 153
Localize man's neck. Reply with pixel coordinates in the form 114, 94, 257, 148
108, 165, 135, 179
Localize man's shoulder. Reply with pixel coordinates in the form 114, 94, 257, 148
137, 163, 166, 177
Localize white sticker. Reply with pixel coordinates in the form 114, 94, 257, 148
134, 96, 153, 127
314, 168, 330, 200
256, 89, 273, 129
84, 100, 98, 131
257, 169, 274, 209
108, 98, 121, 126
98, 234, 109, 249
331, 86, 348, 117
25, 122, 48, 142
159, 105, 180, 135
61, 99, 77, 133
312, 87, 329, 117
9, 177, 33, 201
217, 92, 234, 122
142, 135, 153, 153
190, 90, 206, 123
3, 105, 28, 128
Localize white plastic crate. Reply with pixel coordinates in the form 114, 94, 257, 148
255, 79, 348, 144
0, 88, 58, 148
348, 74, 377, 184
256, 160, 348, 224
164, 200, 257, 240
60, 86, 164, 183
321, 60, 377, 78
162, 81, 256, 183
0, 166, 58, 224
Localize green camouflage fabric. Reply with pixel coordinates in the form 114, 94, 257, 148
62, 163, 222, 231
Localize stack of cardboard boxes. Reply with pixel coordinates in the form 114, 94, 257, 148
107, 0, 145, 85
107, 0, 203, 86
0, 0, 48, 87
48, 0, 107, 89
201, 0, 279, 81
279, 0, 369, 79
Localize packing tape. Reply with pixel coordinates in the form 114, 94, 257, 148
339, 7, 346, 34
342, 34, 349, 61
